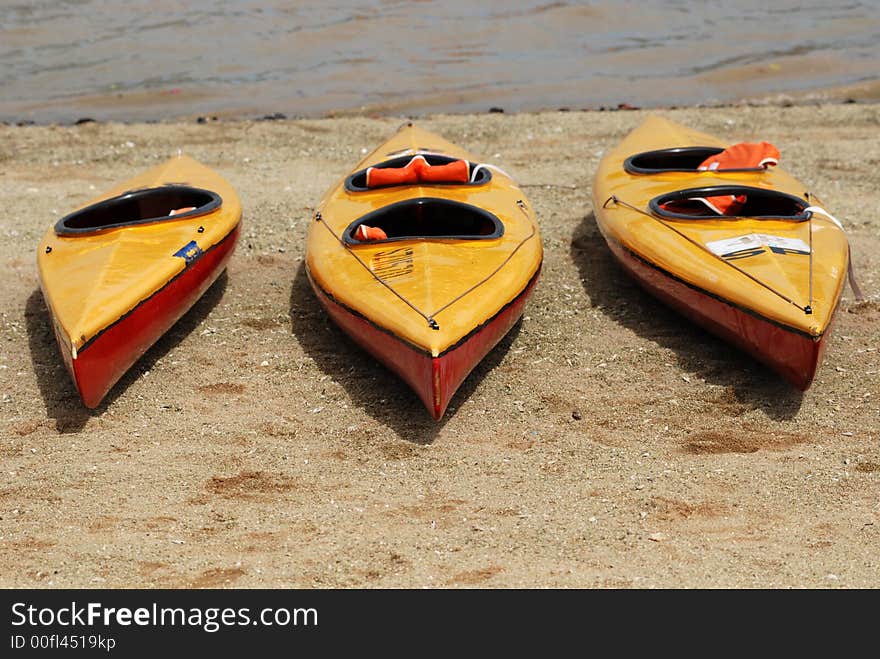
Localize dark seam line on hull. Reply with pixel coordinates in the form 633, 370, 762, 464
428, 225, 538, 319
436, 265, 541, 357
307, 264, 541, 360
307, 265, 433, 358
75, 222, 240, 355
317, 203, 536, 328
604, 233, 824, 342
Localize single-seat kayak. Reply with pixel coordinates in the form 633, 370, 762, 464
306, 123, 543, 418
592, 115, 851, 389
37, 154, 241, 407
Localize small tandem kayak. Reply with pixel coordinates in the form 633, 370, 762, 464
592, 115, 852, 389
306, 123, 543, 419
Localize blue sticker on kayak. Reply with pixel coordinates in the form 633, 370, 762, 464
174, 240, 203, 264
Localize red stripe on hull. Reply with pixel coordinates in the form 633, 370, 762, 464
431, 273, 540, 417
64, 224, 240, 408
603, 236, 824, 390
309, 270, 539, 419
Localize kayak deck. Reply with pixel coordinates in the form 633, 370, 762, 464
592, 116, 850, 388
306, 124, 543, 417
37, 154, 241, 407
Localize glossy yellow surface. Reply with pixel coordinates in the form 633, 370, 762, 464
592, 115, 849, 337
37, 155, 241, 355
307, 124, 543, 356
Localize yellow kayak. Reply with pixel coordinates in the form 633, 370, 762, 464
592, 115, 850, 388
306, 123, 543, 418
37, 154, 241, 407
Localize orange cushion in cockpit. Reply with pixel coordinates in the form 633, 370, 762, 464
366, 156, 469, 188
698, 142, 780, 171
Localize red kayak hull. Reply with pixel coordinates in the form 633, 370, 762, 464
308, 268, 540, 419
52, 224, 240, 408
603, 234, 826, 390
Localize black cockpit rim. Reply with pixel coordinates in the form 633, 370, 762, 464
649, 185, 811, 221
345, 154, 491, 192
343, 197, 504, 244
624, 146, 767, 175
55, 185, 222, 236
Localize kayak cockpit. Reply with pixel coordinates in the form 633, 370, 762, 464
650, 186, 811, 220
625, 147, 724, 174
344, 197, 503, 244
625, 142, 780, 174
55, 185, 221, 236
624, 146, 770, 174
345, 154, 491, 191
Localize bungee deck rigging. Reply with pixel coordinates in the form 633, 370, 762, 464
592, 115, 851, 389
315, 198, 538, 331
603, 194, 816, 316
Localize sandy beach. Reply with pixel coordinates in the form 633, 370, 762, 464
1, 104, 878, 588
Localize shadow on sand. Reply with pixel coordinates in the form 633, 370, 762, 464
25, 271, 229, 432
288, 261, 521, 444
570, 211, 803, 420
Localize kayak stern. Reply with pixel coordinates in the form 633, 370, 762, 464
52, 223, 240, 408
603, 231, 826, 390
308, 266, 540, 419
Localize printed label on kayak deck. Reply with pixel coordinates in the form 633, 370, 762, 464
173, 240, 203, 264
707, 234, 810, 260
371, 247, 414, 280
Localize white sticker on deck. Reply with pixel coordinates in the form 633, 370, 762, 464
706, 234, 810, 260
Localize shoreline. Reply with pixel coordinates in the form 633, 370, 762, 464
1, 103, 878, 588
4, 80, 879, 127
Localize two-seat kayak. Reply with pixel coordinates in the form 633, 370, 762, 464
306, 123, 543, 419
592, 115, 852, 389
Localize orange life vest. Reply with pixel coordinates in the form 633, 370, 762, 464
168, 206, 196, 216
698, 142, 780, 171
668, 142, 780, 215
365, 156, 469, 188
692, 193, 747, 215
355, 225, 388, 241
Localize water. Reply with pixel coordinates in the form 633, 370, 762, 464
1, 1, 878, 123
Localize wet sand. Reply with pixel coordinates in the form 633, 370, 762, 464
1, 104, 878, 588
